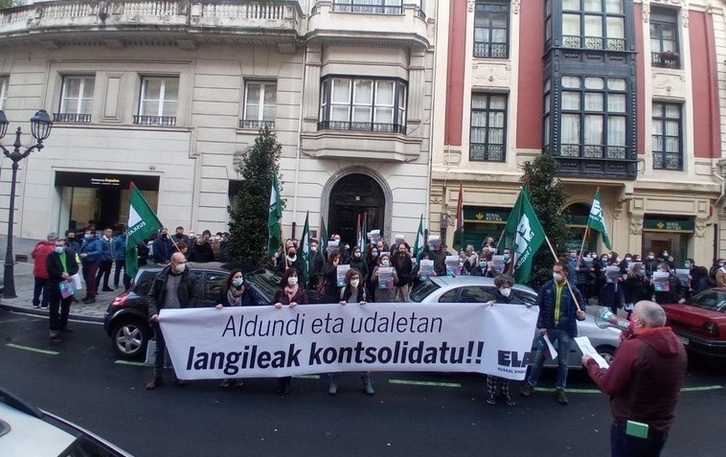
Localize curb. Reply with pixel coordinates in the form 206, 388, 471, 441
0, 303, 104, 324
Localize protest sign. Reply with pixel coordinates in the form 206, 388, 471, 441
368, 230, 381, 245
159, 302, 539, 381
445, 255, 460, 276
491, 255, 505, 275
377, 266, 395, 289
604, 266, 621, 283
652, 271, 670, 292
418, 259, 434, 280
336, 264, 350, 287
675, 269, 690, 287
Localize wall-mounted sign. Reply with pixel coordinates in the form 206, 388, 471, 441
643, 218, 694, 233
55, 172, 159, 191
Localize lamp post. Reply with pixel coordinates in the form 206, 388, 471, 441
0, 109, 53, 299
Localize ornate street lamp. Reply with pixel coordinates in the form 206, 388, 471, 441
0, 109, 53, 298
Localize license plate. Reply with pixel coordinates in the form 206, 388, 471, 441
678, 336, 689, 346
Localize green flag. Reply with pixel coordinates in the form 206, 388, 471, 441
587, 190, 611, 250
267, 173, 283, 258
300, 211, 310, 288
413, 214, 425, 258
503, 187, 546, 284
125, 183, 163, 280
320, 216, 328, 246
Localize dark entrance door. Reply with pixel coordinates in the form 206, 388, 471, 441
328, 174, 385, 247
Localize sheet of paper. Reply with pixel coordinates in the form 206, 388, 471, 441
543, 334, 558, 360
575, 336, 609, 369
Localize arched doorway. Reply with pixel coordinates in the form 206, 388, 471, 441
328, 174, 385, 247
567, 202, 597, 253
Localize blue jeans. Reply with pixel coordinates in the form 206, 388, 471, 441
527, 328, 573, 389
610, 422, 667, 457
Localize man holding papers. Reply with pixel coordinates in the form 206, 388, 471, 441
582, 301, 687, 457
520, 262, 586, 405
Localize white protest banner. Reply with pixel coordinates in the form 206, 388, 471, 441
159, 302, 539, 381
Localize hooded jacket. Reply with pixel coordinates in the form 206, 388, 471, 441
31, 240, 55, 279
585, 327, 687, 433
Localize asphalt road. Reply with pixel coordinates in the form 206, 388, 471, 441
0, 309, 724, 457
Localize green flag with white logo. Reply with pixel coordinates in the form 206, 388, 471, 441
413, 214, 425, 258
267, 173, 283, 258
503, 187, 546, 284
587, 190, 611, 250
125, 183, 163, 279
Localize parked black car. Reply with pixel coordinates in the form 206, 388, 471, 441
103, 262, 333, 359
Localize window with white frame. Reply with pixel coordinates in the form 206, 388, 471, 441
0, 76, 8, 111
470, 93, 507, 161
56, 76, 94, 123
652, 102, 682, 170
135, 76, 178, 126
241, 81, 277, 129
319, 77, 407, 134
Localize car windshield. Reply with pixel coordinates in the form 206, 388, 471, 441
409, 281, 441, 303
246, 269, 282, 299
688, 289, 726, 312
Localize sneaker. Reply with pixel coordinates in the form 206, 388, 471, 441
49, 330, 60, 339
364, 383, 375, 396
33, 304, 40, 309
502, 394, 516, 406
556, 388, 569, 405
328, 383, 338, 395
40, 305, 49, 310
233, 379, 244, 387
220, 379, 232, 388
485, 393, 496, 405
520, 383, 535, 397
146, 378, 163, 390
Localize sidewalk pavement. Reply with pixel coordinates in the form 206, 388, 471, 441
0, 261, 119, 323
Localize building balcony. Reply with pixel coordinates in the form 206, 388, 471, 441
0, 0, 303, 49
53, 112, 92, 123
301, 126, 422, 162
308, 1, 429, 49
133, 115, 176, 126
651, 51, 680, 69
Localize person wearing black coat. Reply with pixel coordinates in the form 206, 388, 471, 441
46, 239, 80, 339
391, 242, 413, 302
622, 265, 653, 318
189, 238, 215, 263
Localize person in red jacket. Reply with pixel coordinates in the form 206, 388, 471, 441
582, 300, 687, 457
31, 232, 58, 309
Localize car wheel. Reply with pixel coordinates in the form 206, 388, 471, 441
111, 319, 149, 359
596, 346, 616, 365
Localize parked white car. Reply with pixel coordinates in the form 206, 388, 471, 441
408, 276, 621, 367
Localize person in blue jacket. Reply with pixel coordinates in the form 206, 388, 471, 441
112, 227, 131, 290
79, 229, 103, 303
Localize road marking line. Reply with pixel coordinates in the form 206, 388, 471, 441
389, 379, 462, 388
6, 343, 59, 355
114, 360, 147, 367
681, 385, 723, 392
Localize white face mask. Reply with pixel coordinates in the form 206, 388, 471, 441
351, 279, 360, 288
288, 276, 298, 286
372, 251, 379, 258
232, 278, 244, 287
54, 246, 65, 254
174, 263, 186, 273
354, 252, 361, 258
381, 259, 390, 267
553, 273, 564, 283
499, 287, 511, 297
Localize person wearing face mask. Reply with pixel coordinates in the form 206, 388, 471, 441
272, 268, 308, 394
346, 246, 370, 287
652, 262, 682, 305
484, 275, 531, 406
643, 251, 658, 279
79, 229, 103, 304
391, 242, 414, 302
152, 227, 175, 264
372, 253, 399, 303
501, 248, 513, 275
45, 238, 79, 340
321, 251, 343, 299
215, 268, 254, 388
328, 268, 375, 396
472, 253, 494, 277
521, 262, 586, 405
308, 240, 326, 292
31, 232, 58, 310
582, 301, 687, 457
366, 245, 380, 301
276, 243, 301, 274
622, 264, 653, 319
146, 252, 197, 390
